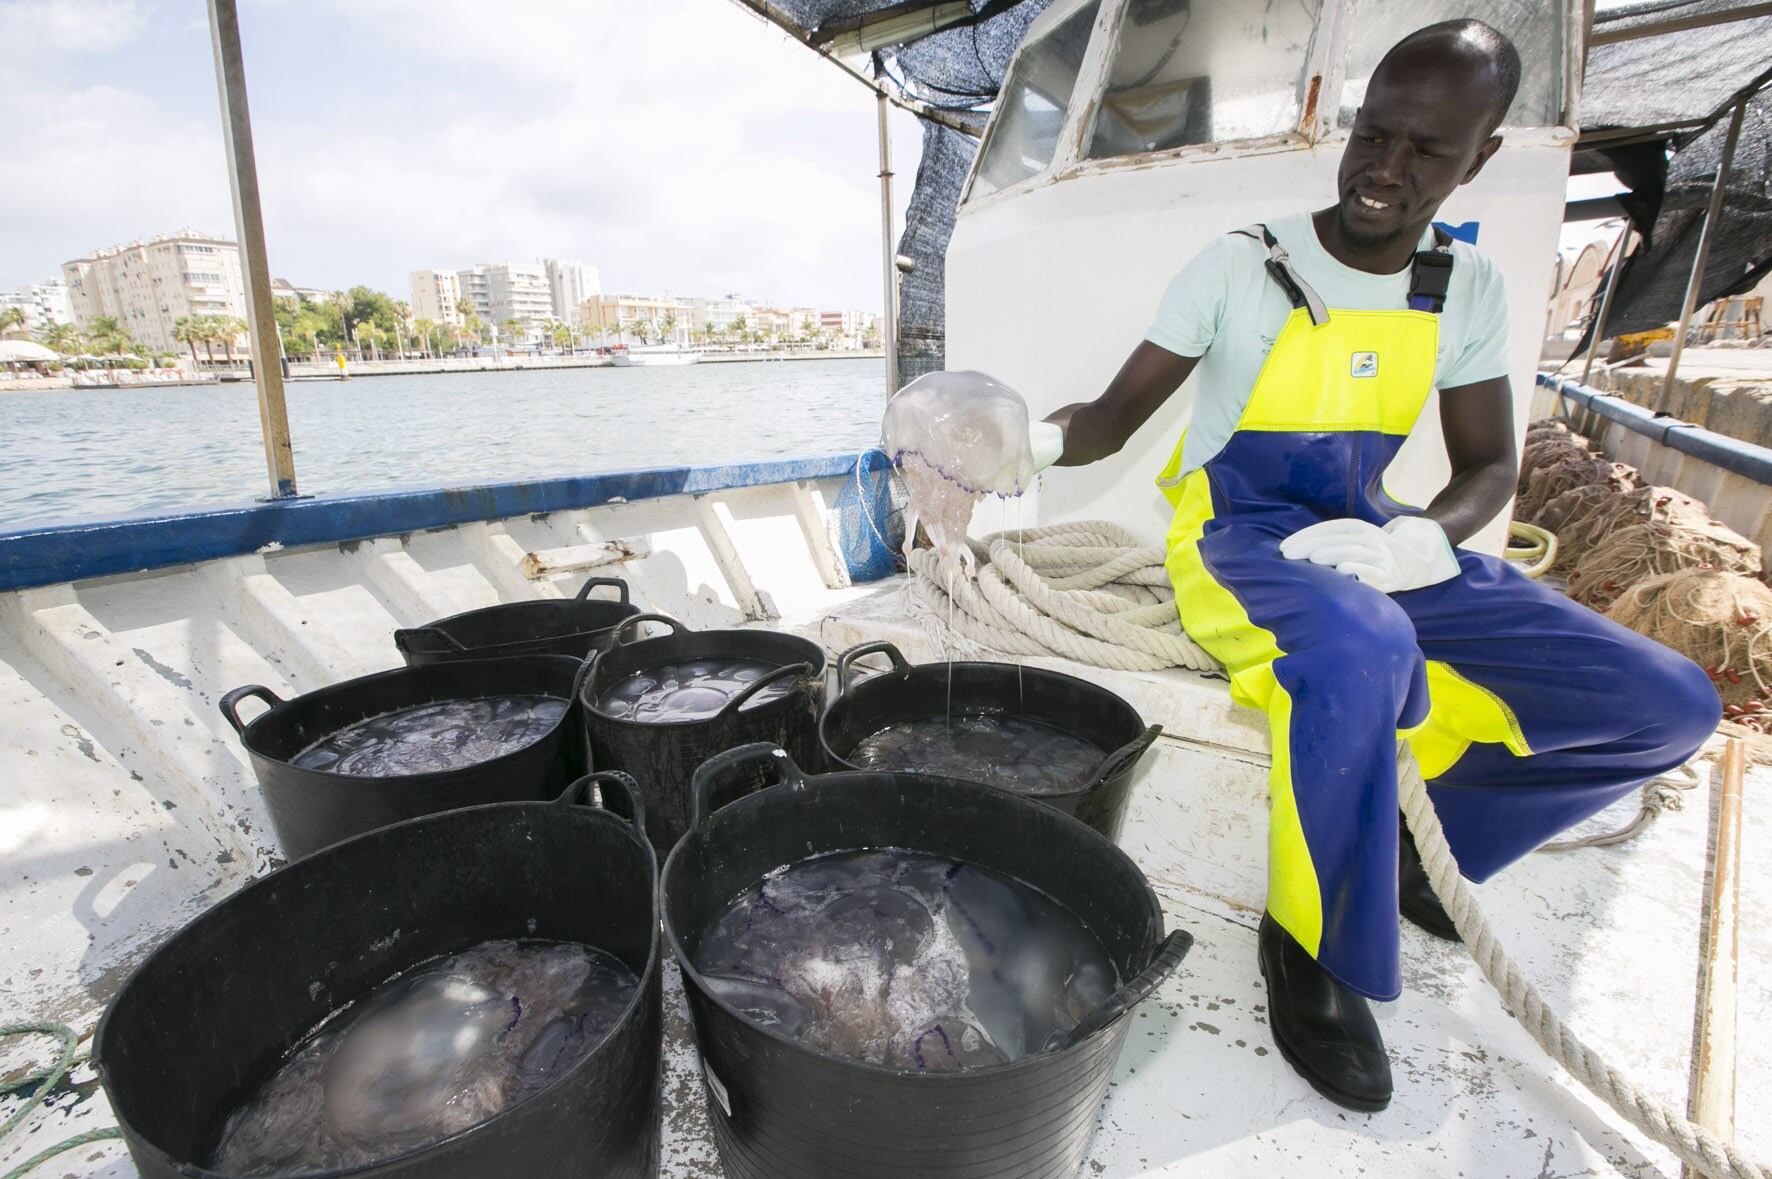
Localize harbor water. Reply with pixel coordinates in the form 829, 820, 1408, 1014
0, 359, 885, 528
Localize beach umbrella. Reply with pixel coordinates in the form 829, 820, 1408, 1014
0, 340, 59, 363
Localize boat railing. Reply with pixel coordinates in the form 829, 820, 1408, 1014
0, 453, 858, 593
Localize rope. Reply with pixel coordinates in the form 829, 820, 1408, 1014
906, 523, 1220, 672
1539, 765, 1701, 852
1507, 521, 1560, 580
908, 522, 1764, 1179
1398, 753, 1763, 1179
0, 1023, 122, 1179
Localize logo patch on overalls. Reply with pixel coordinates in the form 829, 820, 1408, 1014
1350, 352, 1378, 378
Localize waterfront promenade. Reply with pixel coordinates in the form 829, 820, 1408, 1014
0, 348, 884, 392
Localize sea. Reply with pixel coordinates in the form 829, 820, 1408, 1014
0, 359, 886, 528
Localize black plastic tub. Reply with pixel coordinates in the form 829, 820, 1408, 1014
395, 576, 642, 666
662, 744, 1192, 1179
820, 641, 1161, 842
221, 654, 588, 859
95, 772, 663, 1179
581, 614, 825, 857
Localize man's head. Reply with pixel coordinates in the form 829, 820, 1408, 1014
1335, 20, 1521, 252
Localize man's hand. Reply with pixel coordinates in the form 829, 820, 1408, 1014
1280, 516, 1461, 593
1049, 342, 1200, 467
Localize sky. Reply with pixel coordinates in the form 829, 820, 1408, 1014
0, 0, 926, 311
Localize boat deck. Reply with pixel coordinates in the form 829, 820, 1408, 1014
0, 474, 1765, 1177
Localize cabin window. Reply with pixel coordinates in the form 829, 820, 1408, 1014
1084, 0, 1321, 159
1336, 0, 1564, 128
971, 1, 1102, 198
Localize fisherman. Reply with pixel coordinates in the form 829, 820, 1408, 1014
1032, 21, 1720, 1111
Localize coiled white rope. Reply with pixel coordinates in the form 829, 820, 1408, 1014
907, 520, 1762, 1179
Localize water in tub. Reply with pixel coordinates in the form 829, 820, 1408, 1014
208, 939, 639, 1175
693, 849, 1117, 1071
291, 696, 568, 776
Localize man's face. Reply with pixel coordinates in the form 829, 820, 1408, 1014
1335, 64, 1503, 250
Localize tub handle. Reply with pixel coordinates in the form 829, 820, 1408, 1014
612, 612, 684, 645
1059, 928, 1193, 1050
575, 576, 631, 604
688, 743, 808, 836
219, 684, 284, 736
556, 770, 647, 838
1087, 724, 1163, 790
835, 640, 911, 695
392, 626, 468, 657
569, 654, 597, 706
719, 661, 815, 719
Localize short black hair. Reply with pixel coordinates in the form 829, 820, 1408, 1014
1375, 19, 1522, 132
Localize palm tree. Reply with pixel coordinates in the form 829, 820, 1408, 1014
87, 316, 136, 356
40, 322, 82, 355
659, 312, 677, 345
412, 318, 437, 358
459, 313, 486, 349
549, 320, 572, 351
0, 307, 25, 338
193, 316, 219, 365
173, 316, 203, 366
500, 318, 525, 348
356, 322, 381, 361
330, 291, 354, 344
218, 315, 248, 364
391, 301, 412, 360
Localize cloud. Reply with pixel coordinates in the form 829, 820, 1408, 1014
0, 0, 928, 310
0, 0, 148, 57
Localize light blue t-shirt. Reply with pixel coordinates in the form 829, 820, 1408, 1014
1146, 211, 1510, 475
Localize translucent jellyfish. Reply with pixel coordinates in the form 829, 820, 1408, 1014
882, 370, 1039, 564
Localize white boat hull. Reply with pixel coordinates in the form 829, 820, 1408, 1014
0, 474, 1765, 1177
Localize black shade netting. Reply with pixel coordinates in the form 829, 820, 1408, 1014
1579, 86, 1772, 347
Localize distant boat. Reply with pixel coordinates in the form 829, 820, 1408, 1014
611, 345, 701, 367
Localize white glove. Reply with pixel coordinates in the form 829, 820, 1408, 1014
1029, 420, 1065, 472
1279, 516, 1460, 593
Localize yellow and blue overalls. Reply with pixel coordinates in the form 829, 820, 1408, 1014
1161, 226, 1720, 1001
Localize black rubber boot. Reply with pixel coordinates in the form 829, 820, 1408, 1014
1399, 824, 1461, 942
1257, 913, 1393, 1112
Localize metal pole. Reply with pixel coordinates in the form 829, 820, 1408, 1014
1660, 98, 1748, 413
1581, 219, 1634, 385
877, 90, 899, 397
207, 0, 298, 499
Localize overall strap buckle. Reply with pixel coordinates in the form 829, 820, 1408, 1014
1407, 225, 1455, 314
1235, 224, 1329, 327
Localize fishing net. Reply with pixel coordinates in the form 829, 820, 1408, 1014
1567, 518, 1762, 609
1608, 568, 1772, 727
1541, 484, 1713, 564
830, 448, 909, 583
1516, 451, 1637, 523
1521, 425, 1593, 471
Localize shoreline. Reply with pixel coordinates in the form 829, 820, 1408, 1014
0, 350, 884, 393
285, 350, 881, 380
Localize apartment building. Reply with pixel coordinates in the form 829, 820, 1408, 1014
409, 269, 465, 326
696, 294, 755, 335
0, 280, 73, 333
61, 230, 247, 352
486, 263, 554, 337
544, 260, 600, 325
582, 293, 695, 343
